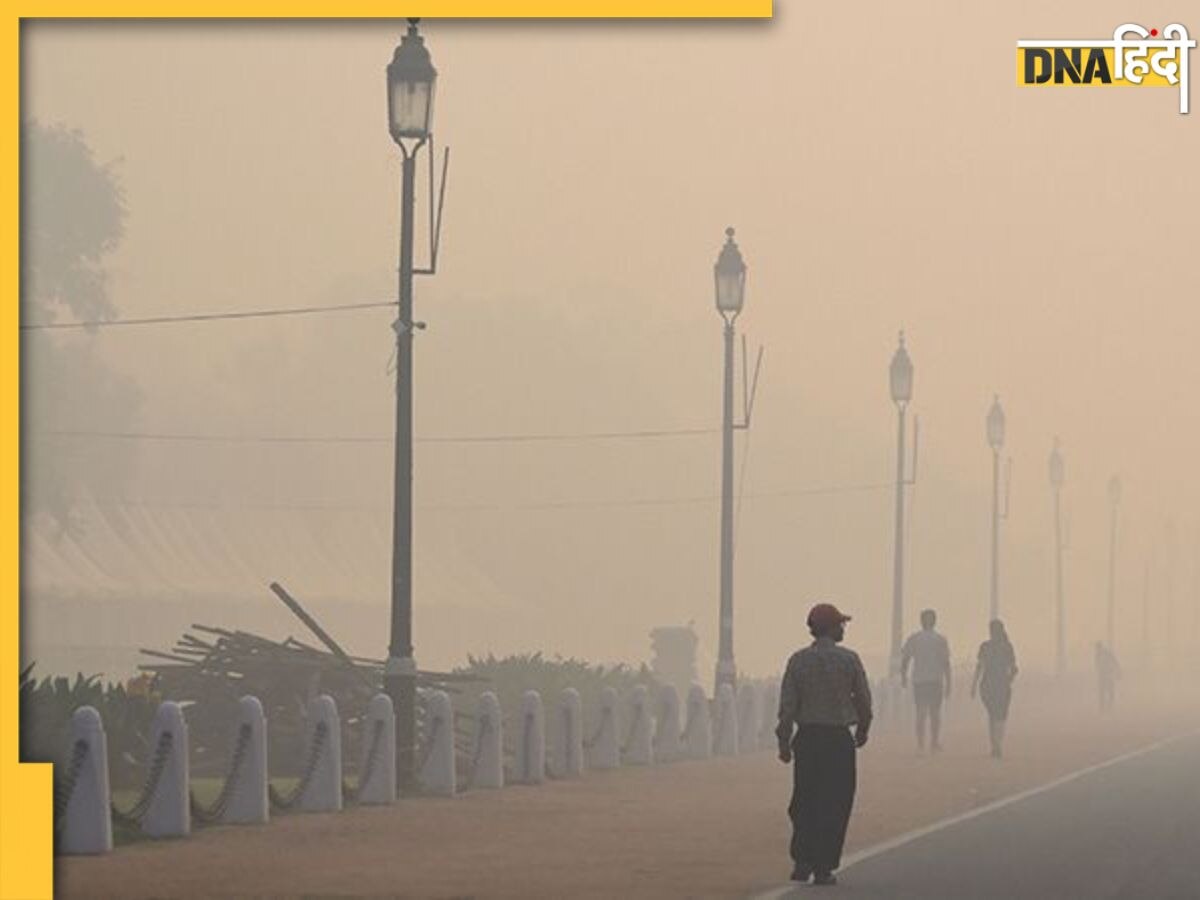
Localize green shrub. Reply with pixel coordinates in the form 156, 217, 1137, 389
450, 652, 659, 750
19, 665, 159, 788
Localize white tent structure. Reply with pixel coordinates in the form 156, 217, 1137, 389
22, 495, 518, 678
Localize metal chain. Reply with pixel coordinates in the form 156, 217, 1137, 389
414, 714, 443, 778
268, 720, 328, 812
563, 705, 575, 773
653, 698, 679, 752
53, 739, 90, 835
111, 730, 174, 828
582, 706, 611, 750
544, 706, 573, 781
462, 714, 492, 791
522, 711, 535, 783
343, 718, 385, 805
679, 702, 698, 744
190, 722, 252, 825
711, 699, 727, 752
620, 704, 643, 756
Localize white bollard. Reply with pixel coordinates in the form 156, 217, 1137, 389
139, 701, 190, 838
419, 689, 456, 797
221, 695, 269, 824
713, 683, 739, 756
683, 684, 712, 760
737, 682, 761, 753
551, 688, 584, 778
59, 706, 112, 855
516, 690, 545, 784
588, 686, 620, 770
623, 684, 654, 766
300, 694, 343, 813
471, 692, 504, 789
654, 684, 682, 761
356, 693, 396, 805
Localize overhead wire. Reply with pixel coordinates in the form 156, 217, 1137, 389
34, 426, 721, 445
19, 299, 397, 331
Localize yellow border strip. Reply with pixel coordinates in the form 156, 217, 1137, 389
2, 9, 769, 899
4, 17, 53, 899
14, 2, 771, 15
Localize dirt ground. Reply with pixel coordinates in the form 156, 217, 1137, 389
57, 681, 1200, 899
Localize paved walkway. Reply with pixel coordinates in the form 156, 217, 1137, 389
755, 731, 1200, 899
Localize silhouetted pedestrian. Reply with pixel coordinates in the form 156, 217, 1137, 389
1095, 641, 1121, 712
901, 608, 952, 754
776, 603, 873, 886
970, 619, 1017, 758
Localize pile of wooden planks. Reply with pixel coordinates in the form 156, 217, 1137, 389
136, 581, 480, 776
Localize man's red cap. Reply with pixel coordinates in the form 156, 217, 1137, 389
807, 602, 852, 629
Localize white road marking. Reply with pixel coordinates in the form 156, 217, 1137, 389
751, 729, 1200, 899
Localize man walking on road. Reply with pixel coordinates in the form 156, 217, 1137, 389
900, 608, 952, 754
776, 602, 873, 886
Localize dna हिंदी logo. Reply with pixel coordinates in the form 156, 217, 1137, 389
1016, 23, 1195, 114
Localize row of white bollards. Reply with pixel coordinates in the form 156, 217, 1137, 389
57, 679, 780, 855
58, 693, 379, 855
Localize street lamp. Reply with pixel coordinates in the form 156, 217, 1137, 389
385, 18, 437, 790
1106, 475, 1122, 652
986, 396, 1006, 621
387, 20, 436, 143
1048, 438, 1066, 677
713, 227, 745, 695
888, 332, 914, 680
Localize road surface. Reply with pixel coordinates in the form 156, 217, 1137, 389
756, 731, 1200, 899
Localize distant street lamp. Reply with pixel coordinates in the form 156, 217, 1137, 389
986, 396, 1007, 621
1048, 438, 1065, 677
713, 227, 746, 696
1106, 475, 1122, 651
1164, 518, 1177, 667
888, 332, 915, 680
384, 18, 437, 790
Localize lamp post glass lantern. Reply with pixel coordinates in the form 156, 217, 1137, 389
987, 396, 1006, 450
714, 227, 746, 316
387, 19, 437, 144
1049, 440, 1064, 488
714, 227, 745, 694
889, 333, 913, 406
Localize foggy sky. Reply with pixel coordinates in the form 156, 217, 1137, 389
20, 3, 1200, 678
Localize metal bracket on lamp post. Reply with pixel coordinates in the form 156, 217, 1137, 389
1001, 457, 1013, 519
902, 415, 920, 486
413, 141, 451, 277
392, 319, 427, 337
732, 334, 764, 431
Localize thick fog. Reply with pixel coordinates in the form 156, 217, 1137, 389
19, 6, 1200, 683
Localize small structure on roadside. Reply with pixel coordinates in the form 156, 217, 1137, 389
649, 624, 700, 705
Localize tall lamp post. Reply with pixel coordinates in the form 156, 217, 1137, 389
1048, 438, 1065, 677
888, 333, 914, 680
986, 396, 1006, 622
1106, 475, 1122, 651
385, 18, 437, 789
713, 227, 746, 696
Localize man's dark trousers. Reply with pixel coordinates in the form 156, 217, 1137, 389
788, 724, 857, 873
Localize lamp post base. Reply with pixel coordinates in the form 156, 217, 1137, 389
714, 658, 737, 696
384, 655, 418, 792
